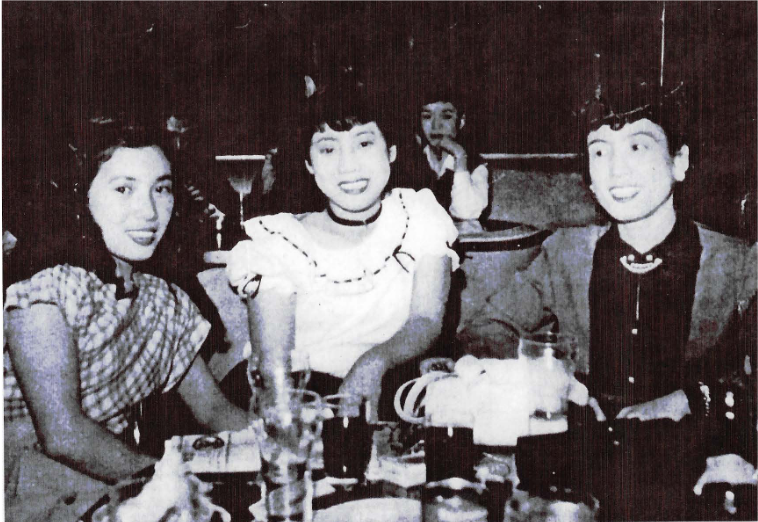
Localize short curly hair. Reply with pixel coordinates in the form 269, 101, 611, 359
274, 77, 399, 214
295, 80, 398, 163
576, 80, 690, 184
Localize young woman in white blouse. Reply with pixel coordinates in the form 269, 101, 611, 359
226, 84, 459, 419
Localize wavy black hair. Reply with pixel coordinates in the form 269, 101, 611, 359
4, 115, 190, 289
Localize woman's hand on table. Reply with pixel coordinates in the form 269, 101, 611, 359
693, 454, 758, 495
616, 389, 691, 422
338, 355, 389, 422
587, 390, 692, 423
177, 358, 253, 433
587, 397, 607, 422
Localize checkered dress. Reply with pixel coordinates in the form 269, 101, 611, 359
4, 264, 211, 435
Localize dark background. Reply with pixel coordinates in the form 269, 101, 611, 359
3, 2, 756, 240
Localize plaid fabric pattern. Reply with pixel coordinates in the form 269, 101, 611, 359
4, 265, 210, 435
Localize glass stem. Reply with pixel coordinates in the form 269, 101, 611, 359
239, 192, 245, 228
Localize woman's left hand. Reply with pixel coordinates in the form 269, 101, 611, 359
693, 454, 758, 496
338, 356, 388, 422
616, 389, 691, 422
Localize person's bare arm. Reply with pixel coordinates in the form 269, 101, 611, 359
6, 305, 155, 482
338, 255, 452, 418
176, 357, 253, 432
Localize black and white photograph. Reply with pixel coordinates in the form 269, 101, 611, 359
3, 2, 756, 521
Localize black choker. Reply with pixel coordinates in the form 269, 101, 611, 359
327, 205, 382, 227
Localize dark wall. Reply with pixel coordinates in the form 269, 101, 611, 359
3, 2, 756, 240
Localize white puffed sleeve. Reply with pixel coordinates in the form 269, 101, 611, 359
401, 188, 460, 271
225, 216, 305, 297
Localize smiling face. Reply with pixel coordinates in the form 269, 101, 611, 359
587, 118, 689, 223
88, 146, 174, 263
306, 122, 396, 216
420, 101, 464, 147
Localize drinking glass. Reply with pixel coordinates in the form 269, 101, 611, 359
248, 351, 312, 417
321, 393, 373, 482
424, 412, 478, 483
517, 332, 577, 419
393, 373, 479, 482
516, 333, 577, 500
259, 390, 323, 522
228, 171, 254, 228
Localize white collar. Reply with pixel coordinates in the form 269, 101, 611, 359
423, 145, 456, 178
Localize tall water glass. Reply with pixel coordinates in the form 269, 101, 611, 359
259, 390, 323, 522
516, 333, 577, 499
249, 351, 312, 417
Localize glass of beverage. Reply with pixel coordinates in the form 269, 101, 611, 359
321, 393, 373, 482
259, 390, 323, 522
394, 374, 479, 482
517, 332, 577, 420
424, 415, 478, 483
515, 333, 578, 500
228, 170, 254, 229
248, 351, 312, 417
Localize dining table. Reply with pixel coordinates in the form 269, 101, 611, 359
186, 221, 754, 521
79, 420, 600, 522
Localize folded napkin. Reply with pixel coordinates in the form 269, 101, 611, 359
180, 429, 261, 475
365, 440, 426, 489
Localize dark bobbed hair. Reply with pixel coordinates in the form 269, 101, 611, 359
386, 76, 485, 197
576, 80, 690, 185
299, 80, 398, 160
274, 78, 400, 214
416, 82, 468, 118
5, 116, 189, 288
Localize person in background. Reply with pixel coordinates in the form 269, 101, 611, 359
458, 80, 756, 520
3, 116, 252, 522
224, 80, 458, 420
393, 84, 490, 222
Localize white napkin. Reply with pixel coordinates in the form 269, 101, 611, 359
365, 441, 426, 489
181, 429, 261, 474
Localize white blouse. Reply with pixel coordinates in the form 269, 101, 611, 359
226, 188, 459, 378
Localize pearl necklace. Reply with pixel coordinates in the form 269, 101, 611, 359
619, 253, 663, 275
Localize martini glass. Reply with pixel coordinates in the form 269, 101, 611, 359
228, 171, 255, 229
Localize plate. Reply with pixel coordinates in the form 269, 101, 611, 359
315, 498, 420, 522
79, 466, 259, 522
